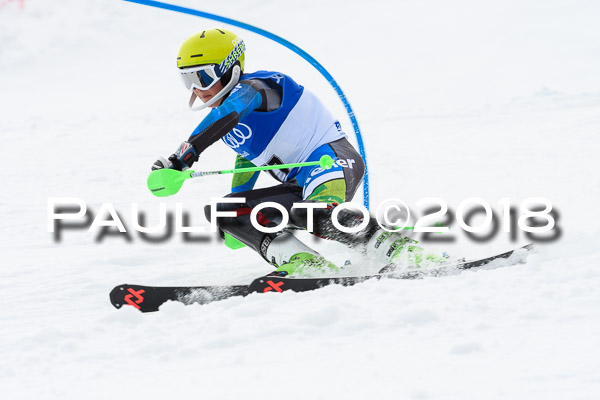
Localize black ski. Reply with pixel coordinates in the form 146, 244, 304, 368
110, 244, 534, 312
109, 284, 249, 312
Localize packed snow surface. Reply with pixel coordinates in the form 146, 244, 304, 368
1, 0, 599, 398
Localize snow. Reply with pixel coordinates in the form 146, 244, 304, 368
1, 0, 600, 398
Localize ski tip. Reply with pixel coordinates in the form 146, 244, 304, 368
110, 284, 159, 312
109, 284, 130, 309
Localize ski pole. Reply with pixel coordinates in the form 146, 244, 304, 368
147, 155, 335, 197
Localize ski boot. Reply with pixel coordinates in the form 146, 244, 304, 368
366, 230, 447, 272
270, 252, 339, 277
265, 232, 339, 277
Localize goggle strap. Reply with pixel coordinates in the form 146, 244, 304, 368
217, 40, 245, 77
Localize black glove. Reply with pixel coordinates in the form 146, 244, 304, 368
151, 141, 199, 172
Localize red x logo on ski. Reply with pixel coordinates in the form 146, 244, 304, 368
263, 280, 284, 293
124, 288, 145, 309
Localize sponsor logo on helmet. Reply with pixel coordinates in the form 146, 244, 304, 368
219, 40, 245, 75
223, 123, 252, 149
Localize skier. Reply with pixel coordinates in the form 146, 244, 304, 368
152, 28, 437, 275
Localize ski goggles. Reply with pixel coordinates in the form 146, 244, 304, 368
180, 64, 222, 91
179, 40, 246, 91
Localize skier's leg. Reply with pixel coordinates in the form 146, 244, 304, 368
290, 137, 371, 245
291, 138, 442, 267
292, 202, 443, 267
205, 183, 302, 256
297, 138, 365, 204
205, 183, 337, 275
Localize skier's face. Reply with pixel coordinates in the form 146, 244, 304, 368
193, 80, 224, 108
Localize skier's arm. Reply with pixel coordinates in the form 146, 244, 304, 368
153, 79, 282, 171
183, 78, 281, 164
152, 83, 264, 171
231, 154, 260, 193
187, 83, 264, 155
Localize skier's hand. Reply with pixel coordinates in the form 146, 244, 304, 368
151, 141, 199, 172
170, 141, 199, 171
151, 157, 172, 171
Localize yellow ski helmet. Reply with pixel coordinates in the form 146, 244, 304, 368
177, 28, 246, 110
